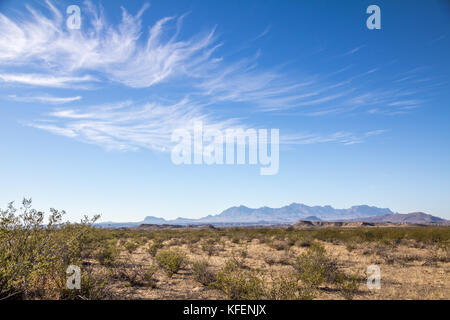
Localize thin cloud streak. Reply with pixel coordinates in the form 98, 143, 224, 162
282, 129, 386, 146
8, 94, 82, 104
0, 73, 96, 87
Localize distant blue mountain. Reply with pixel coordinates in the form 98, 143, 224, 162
187, 203, 394, 224
96, 203, 402, 227
143, 216, 167, 224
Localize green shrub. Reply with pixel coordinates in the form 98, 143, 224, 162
61, 266, 115, 300
94, 244, 119, 266
335, 272, 359, 300
147, 239, 163, 257
294, 242, 338, 287
214, 259, 265, 299
155, 248, 186, 277
266, 273, 299, 300
346, 242, 356, 252
0, 199, 100, 299
124, 241, 139, 254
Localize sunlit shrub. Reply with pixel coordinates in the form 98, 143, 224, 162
0, 199, 99, 299
155, 248, 186, 277
214, 259, 265, 300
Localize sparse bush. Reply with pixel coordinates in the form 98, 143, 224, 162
270, 239, 289, 251
346, 242, 356, 252
113, 263, 158, 287
168, 238, 184, 247
192, 260, 216, 286
335, 272, 359, 300
264, 256, 277, 266
201, 242, 219, 256
296, 239, 312, 247
124, 241, 139, 254
147, 239, 163, 257
239, 247, 248, 259
277, 253, 293, 265
266, 273, 299, 300
230, 250, 246, 269
95, 244, 119, 267
294, 242, 338, 287
155, 248, 186, 277
215, 259, 265, 300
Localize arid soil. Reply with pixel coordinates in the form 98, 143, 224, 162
96, 227, 449, 300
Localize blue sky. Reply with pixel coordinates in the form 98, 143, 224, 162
0, 0, 449, 221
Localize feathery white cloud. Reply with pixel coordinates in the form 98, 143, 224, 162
8, 94, 82, 104
2, 1, 432, 153
0, 1, 428, 118
0, 73, 96, 87
0, 1, 218, 88
29, 99, 240, 152
281, 129, 386, 146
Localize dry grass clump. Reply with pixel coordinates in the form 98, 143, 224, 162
269, 239, 290, 251
201, 239, 221, 256
113, 264, 158, 288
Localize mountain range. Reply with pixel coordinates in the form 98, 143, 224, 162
96, 203, 448, 227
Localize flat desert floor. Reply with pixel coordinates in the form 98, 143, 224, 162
84, 226, 449, 300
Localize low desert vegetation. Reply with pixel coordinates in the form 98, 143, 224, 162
155, 248, 186, 278
1, 199, 449, 300
192, 259, 217, 286
0, 199, 107, 299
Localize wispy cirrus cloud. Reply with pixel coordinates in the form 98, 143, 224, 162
343, 45, 366, 56
0, 73, 96, 88
8, 94, 82, 104
29, 97, 387, 152
0, 1, 218, 88
28, 99, 240, 152
0, 1, 432, 117
253, 25, 271, 41
282, 129, 387, 146
1, 1, 434, 153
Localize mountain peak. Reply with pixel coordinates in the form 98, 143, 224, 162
97, 204, 447, 228
143, 216, 166, 224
